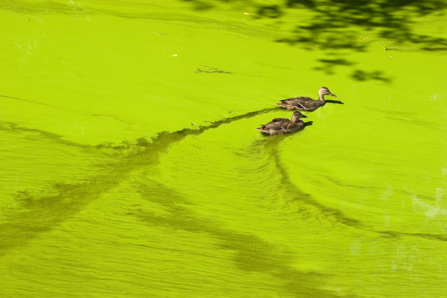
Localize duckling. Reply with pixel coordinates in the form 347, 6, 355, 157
256, 111, 307, 135
275, 87, 336, 111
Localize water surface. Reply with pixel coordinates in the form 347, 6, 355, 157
1, 0, 446, 297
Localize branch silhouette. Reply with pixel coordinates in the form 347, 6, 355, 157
181, 0, 447, 81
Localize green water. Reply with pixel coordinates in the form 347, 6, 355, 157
1, 0, 446, 297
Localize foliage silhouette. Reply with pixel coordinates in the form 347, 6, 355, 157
181, 0, 447, 81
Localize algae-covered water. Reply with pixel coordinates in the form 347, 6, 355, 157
1, 0, 447, 297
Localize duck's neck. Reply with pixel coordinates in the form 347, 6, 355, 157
291, 116, 300, 124
318, 90, 326, 102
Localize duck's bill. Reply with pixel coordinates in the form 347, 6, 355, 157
302, 115, 308, 118
330, 93, 337, 97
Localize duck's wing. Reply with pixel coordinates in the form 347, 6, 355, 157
262, 122, 281, 130
280, 96, 313, 105
270, 117, 289, 122
263, 119, 290, 130
258, 117, 292, 130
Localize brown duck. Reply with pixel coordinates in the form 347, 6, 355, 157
256, 111, 307, 135
275, 87, 336, 111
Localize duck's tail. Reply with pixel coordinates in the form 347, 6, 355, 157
275, 102, 295, 110
256, 127, 270, 134
256, 127, 282, 135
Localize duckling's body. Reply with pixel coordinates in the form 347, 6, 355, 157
275, 87, 336, 111
256, 111, 307, 135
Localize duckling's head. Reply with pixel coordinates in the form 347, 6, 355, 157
319, 87, 336, 97
291, 111, 307, 122
292, 111, 307, 118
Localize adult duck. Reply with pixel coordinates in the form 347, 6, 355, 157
275, 87, 336, 111
256, 111, 307, 135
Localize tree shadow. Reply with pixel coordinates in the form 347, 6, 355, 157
351, 70, 391, 82
313, 58, 355, 75
181, 0, 447, 81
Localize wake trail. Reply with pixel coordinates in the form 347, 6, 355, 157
0, 106, 280, 253
255, 137, 447, 242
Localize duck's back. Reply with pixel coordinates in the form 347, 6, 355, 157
261, 117, 290, 129
280, 96, 313, 105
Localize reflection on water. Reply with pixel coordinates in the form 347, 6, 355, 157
0, 0, 446, 297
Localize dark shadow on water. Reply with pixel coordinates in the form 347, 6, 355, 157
181, 0, 447, 81
351, 70, 391, 82
313, 58, 356, 75
4, 1, 444, 82
304, 120, 313, 126
325, 100, 344, 104
256, 4, 284, 19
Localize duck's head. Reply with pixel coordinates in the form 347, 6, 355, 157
319, 87, 336, 98
291, 111, 307, 122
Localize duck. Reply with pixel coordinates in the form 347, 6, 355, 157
256, 111, 308, 135
275, 87, 336, 111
